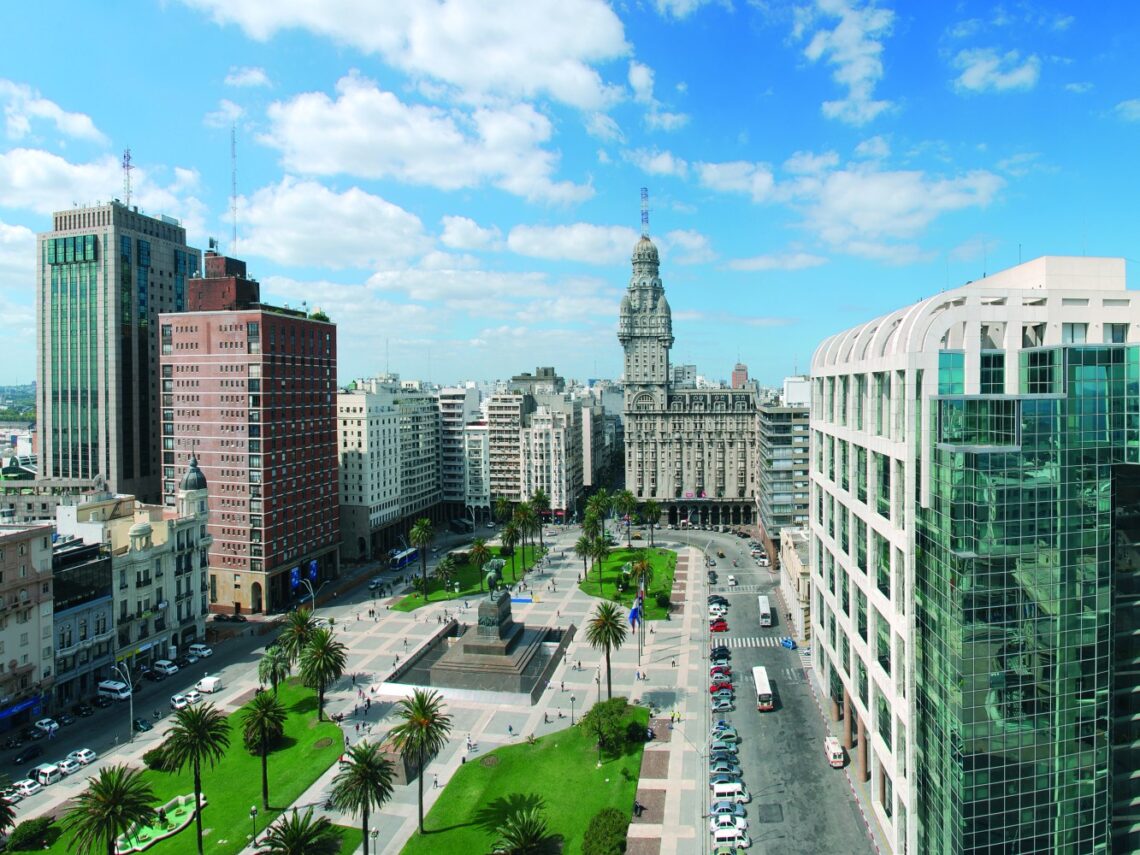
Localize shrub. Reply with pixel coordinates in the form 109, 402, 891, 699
7, 816, 56, 850
582, 807, 628, 855
654, 592, 671, 609
143, 743, 174, 772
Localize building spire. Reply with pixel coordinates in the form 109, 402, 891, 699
640, 187, 650, 237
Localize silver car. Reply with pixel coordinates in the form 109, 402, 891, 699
711, 698, 734, 713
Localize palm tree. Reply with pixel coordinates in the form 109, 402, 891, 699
494, 496, 513, 526
409, 517, 434, 600
389, 688, 453, 834
586, 489, 610, 538
642, 499, 661, 547
0, 774, 14, 842
573, 535, 592, 583
164, 704, 231, 855
63, 764, 156, 855
434, 554, 458, 595
514, 502, 537, 566
500, 523, 520, 582
256, 807, 341, 855
586, 601, 627, 700
590, 535, 611, 596
493, 806, 558, 855
258, 645, 291, 695
242, 691, 287, 811
298, 627, 348, 721
582, 510, 601, 541
530, 488, 550, 551
330, 742, 395, 855
630, 553, 654, 596
613, 489, 637, 547
469, 537, 491, 590
279, 608, 318, 667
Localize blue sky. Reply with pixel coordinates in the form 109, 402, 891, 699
1, 0, 1137, 387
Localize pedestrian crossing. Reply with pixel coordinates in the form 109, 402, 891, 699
717, 635, 792, 648
736, 666, 808, 683
710, 584, 765, 594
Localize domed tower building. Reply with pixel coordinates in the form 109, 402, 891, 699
618, 195, 759, 528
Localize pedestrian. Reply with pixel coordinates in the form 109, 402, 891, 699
404, 638, 408, 649
352, 674, 356, 686
544, 712, 549, 724
355, 723, 360, 734
635, 669, 640, 681
461, 755, 466, 765
578, 659, 582, 671
560, 681, 565, 692
507, 724, 513, 736
433, 774, 439, 789
345, 735, 350, 748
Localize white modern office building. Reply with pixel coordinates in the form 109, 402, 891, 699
337, 384, 401, 561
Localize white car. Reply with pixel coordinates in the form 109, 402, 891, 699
710, 814, 748, 834
13, 779, 41, 797
34, 718, 59, 735
184, 690, 202, 705
67, 748, 96, 766
188, 643, 213, 658
711, 698, 735, 713
153, 659, 179, 676
710, 799, 746, 818
56, 758, 81, 776
170, 694, 189, 711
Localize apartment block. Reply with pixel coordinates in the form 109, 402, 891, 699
0, 525, 54, 731
438, 387, 479, 516
337, 384, 400, 561
758, 380, 811, 550
50, 536, 113, 706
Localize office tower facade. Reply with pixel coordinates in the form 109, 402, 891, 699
488, 393, 532, 504
159, 303, 339, 614
758, 391, 811, 546
50, 535, 113, 706
810, 256, 1139, 854
36, 202, 200, 502
731, 363, 749, 389
0, 524, 54, 727
619, 234, 758, 526
520, 403, 583, 519
336, 383, 400, 561
438, 387, 481, 517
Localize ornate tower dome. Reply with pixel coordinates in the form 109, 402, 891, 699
179, 454, 207, 492
631, 235, 660, 276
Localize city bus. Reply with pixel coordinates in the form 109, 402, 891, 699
390, 548, 419, 570
752, 666, 774, 711
757, 595, 772, 628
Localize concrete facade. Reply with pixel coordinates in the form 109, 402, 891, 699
463, 422, 491, 522
0, 525, 54, 731
758, 395, 811, 549
337, 386, 400, 562
439, 387, 481, 513
778, 526, 811, 641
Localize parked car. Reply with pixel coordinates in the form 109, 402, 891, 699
231, 614, 248, 623
710, 664, 731, 676
709, 814, 748, 834
368, 577, 384, 591
170, 694, 189, 711
709, 759, 742, 776
153, 659, 179, 676
67, 748, 96, 766
717, 550, 726, 558
72, 702, 94, 718
91, 694, 113, 709
184, 690, 202, 705
57, 713, 76, 727
710, 750, 738, 765
710, 620, 729, 633
711, 698, 735, 713
56, 757, 81, 776
143, 669, 166, 682
212, 613, 231, 622
711, 689, 735, 702
708, 771, 741, 789
708, 596, 728, 606
710, 799, 747, 818
188, 644, 213, 659
12, 779, 41, 798
710, 682, 733, 694
710, 738, 738, 754
0, 786, 22, 804
132, 718, 153, 733
14, 745, 43, 765
708, 558, 717, 567
22, 726, 45, 742
3, 736, 22, 751
709, 645, 730, 657
711, 727, 739, 743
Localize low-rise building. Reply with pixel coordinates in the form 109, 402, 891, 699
50, 537, 113, 706
778, 526, 811, 641
0, 524, 54, 733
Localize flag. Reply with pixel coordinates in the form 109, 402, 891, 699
628, 602, 641, 633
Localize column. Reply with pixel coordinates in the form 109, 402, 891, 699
856, 716, 869, 782
843, 691, 853, 749
830, 694, 840, 721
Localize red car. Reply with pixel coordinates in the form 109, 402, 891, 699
710, 620, 729, 633
709, 681, 733, 693
710, 665, 732, 677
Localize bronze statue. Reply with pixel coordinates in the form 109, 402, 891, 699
484, 567, 501, 598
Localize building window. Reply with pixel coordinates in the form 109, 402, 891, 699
937, 351, 965, 395
1061, 322, 1087, 344
1104, 323, 1128, 344
980, 351, 1004, 395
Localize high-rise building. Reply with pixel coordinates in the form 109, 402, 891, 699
36, 202, 200, 503
336, 385, 400, 561
439, 387, 481, 517
810, 256, 1140, 854
520, 402, 583, 519
619, 234, 758, 527
463, 421, 491, 522
757, 383, 810, 548
487, 393, 532, 504
0, 524, 54, 725
731, 362, 749, 389
159, 294, 339, 614
50, 535, 113, 706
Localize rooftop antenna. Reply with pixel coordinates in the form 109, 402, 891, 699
121, 148, 133, 207
640, 187, 649, 237
230, 123, 238, 253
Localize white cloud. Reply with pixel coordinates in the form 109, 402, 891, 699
629, 62, 655, 104
0, 80, 107, 144
440, 215, 503, 251
262, 73, 592, 203
625, 147, 689, 177
996, 151, 1051, 177
796, 0, 895, 125
586, 112, 624, 142
1115, 99, 1140, 122
627, 60, 689, 131
663, 229, 716, 264
853, 135, 890, 159
507, 223, 640, 265
180, 0, 628, 110
645, 109, 689, 131
239, 178, 433, 269
204, 99, 244, 128
784, 149, 839, 174
0, 221, 34, 284
224, 66, 270, 88
726, 252, 827, 271
947, 18, 982, 39
653, 0, 718, 18
952, 48, 1040, 93
696, 160, 775, 202
1064, 81, 1093, 94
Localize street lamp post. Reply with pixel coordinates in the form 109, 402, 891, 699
250, 806, 258, 844
570, 695, 576, 725
300, 578, 325, 617
111, 663, 134, 743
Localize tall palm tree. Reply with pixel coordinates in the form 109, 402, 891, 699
298, 627, 348, 721
642, 499, 661, 547
469, 537, 491, 590
330, 742, 395, 855
630, 553, 654, 596
63, 764, 156, 855
258, 645, 291, 695
409, 517, 434, 599
0, 774, 14, 842
573, 534, 592, 582
586, 601, 627, 700
582, 510, 601, 541
241, 691, 287, 811
434, 554, 458, 595
493, 806, 558, 855
164, 704, 231, 855
494, 496, 513, 526
613, 489, 637, 547
389, 688, 453, 834
586, 489, 610, 538
500, 523, 520, 582
514, 502, 537, 566
279, 608, 318, 667
256, 807, 341, 855
590, 535, 611, 596
530, 488, 550, 551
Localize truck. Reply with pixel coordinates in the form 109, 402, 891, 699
824, 736, 845, 768
196, 675, 223, 694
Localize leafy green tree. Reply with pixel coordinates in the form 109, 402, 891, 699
7, 816, 55, 850
62, 764, 156, 855
530, 488, 550, 551
642, 500, 660, 547
241, 691, 287, 810
330, 742, 395, 855
613, 489, 637, 547
582, 807, 628, 855
298, 627, 348, 721
409, 517, 434, 599
258, 645, 291, 695
586, 601, 627, 700
500, 523, 520, 581
574, 534, 592, 582
389, 688, 453, 834
469, 538, 491, 590
279, 608, 318, 667
433, 554, 458, 593
495, 496, 513, 526
255, 807, 341, 855
163, 704, 231, 855
580, 698, 630, 763
0, 773, 16, 841
493, 806, 560, 855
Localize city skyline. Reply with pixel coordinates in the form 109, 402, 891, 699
1, 1, 1138, 386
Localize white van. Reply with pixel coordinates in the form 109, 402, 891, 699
97, 680, 132, 700
196, 675, 223, 694
188, 643, 213, 659
30, 764, 61, 787
712, 827, 751, 849
712, 781, 751, 803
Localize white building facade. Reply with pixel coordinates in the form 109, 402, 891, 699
337, 385, 400, 561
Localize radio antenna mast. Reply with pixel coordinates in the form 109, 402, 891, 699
122, 149, 133, 207
640, 187, 650, 237
230, 123, 238, 252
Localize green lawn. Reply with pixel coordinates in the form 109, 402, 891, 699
334, 823, 364, 854
392, 544, 543, 612
43, 680, 343, 855
400, 703, 649, 855
577, 547, 677, 621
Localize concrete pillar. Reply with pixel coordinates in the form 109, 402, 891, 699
829, 693, 841, 721
842, 691, 853, 749
856, 716, 869, 783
